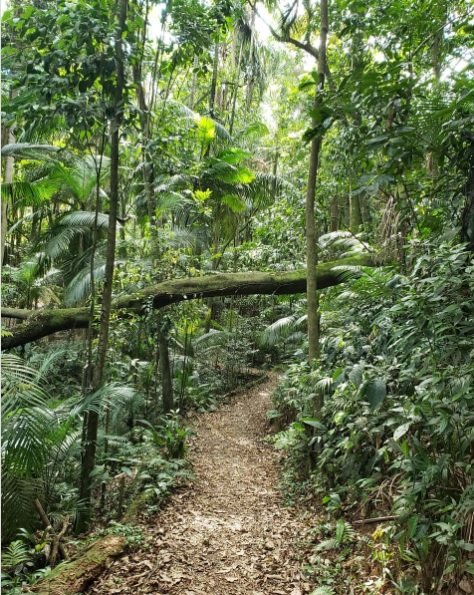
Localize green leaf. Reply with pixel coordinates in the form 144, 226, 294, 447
221, 194, 247, 213
362, 378, 386, 409
301, 418, 326, 431
218, 148, 251, 164
393, 422, 411, 441
465, 562, 474, 575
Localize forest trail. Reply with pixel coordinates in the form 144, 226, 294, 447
90, 374, 315, 594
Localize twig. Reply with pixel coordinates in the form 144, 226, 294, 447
353, 515, 398, 525
49, 516, 69, 567
34, 498, 69, 562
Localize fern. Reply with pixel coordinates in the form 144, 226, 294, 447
315, 537, 340, 552
1, 540, 30, 570
335, 519, 355, 545
314, 520, 355, 552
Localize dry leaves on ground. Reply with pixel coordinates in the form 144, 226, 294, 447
89, 375, 315, 594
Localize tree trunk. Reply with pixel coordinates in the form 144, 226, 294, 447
349, 191, 362, 232
1, 119, 15, 265
77, 0, 128, 533
134, 57, 157, 234
330, 196, 339, 231
272, 149, 279, 195
31, 536, 125, 595
305, 0, 328, 363
209, 43, 219, 118
229, 41, 244, 135
189, 54, 199, 108
2, 254, 376, 349
159, 330, 174, 413
245, 7, 257, 111
461, 132, 474, 251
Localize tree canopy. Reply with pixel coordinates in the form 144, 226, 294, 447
1, 0, 474, 592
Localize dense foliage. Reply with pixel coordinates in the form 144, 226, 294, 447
272, 242, 474, 591
1, 0, 473, 592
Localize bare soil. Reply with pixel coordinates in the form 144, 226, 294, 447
89, 375, 315, 594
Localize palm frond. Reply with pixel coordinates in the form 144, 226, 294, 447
63, 260, 107, 306
2, 179, 57, 206
165, 227, 202, 250
166, 99, 232, 143
194, 329, 227, 346
1, 143, 60, 159
315, 377, 333, 394
318, 231, 369, 253
42, 211, 110, 260
33, 347, 69, 382
1, 355, 58, 539
157, 191, 193, 216
70, 382, 136, 417
330, 264, 366, 283
51, 156, 110, 201
59, 210, 110, 228
1, 354, 49, 415
155, 174, 190, 193
239, 172, 297, 208
260, 314, 305, 346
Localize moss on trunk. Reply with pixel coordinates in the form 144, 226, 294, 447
31, 535, 126, 595
1, 254, 376, 349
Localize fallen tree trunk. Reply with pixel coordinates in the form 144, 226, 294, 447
1, 255, 375, 349
31, 535, 126, 595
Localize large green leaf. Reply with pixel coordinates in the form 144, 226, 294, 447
362, 378, 386, 409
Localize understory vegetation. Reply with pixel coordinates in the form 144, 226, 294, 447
271, 242, 474, 592
1, 0, 473, 593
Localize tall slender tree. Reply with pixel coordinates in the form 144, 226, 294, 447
77, 0, 128, 532
305, 0, 328, 363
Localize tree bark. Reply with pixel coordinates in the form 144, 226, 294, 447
189, 54, 199, 108
31, 536, 125, 595
1, 254, 375, 349
229, 40, 244, 135
159, 330, 174, 413
461, 132, 474, 250
330, 196, 339, 231
349, 191, 362, 232
1, 118, 15, 265
133, 52, 157, 234
305, 0, 328, 363
209, 43, 219, 119
245, 7, 257, 111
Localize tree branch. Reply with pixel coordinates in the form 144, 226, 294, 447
271, 28, 320, 61
1, 255, 376, 349
1, 308, 33, 319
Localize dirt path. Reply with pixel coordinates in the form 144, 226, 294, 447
90, 375, 314, 594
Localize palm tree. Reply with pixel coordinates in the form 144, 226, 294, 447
1, 353, 71, 540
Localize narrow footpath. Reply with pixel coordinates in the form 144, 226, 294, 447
90, 375, 315, 594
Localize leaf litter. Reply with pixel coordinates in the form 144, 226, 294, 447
88, 375, 315, 594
